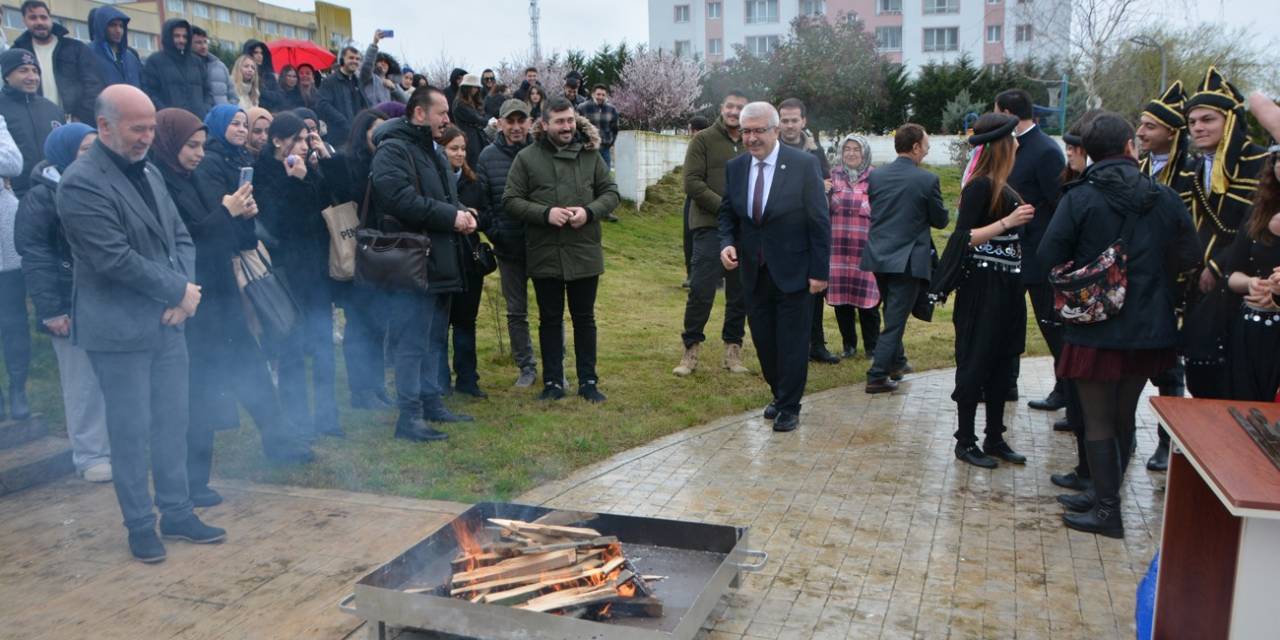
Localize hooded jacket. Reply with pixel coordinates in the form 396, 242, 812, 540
477, 131, 530, 259
1038, 158, 1202, 349
87, 6, 141, 89
359, 43, 407, 107
502, 115, 619, 281
142, 19, 212, 119
368, 117, 465, 294
13, 22, 103, 124
241, 39, 282, 110
0, 86, 64, 197
443, 67, 466, 108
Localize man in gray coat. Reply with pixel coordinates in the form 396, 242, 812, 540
191, 27, 235, 105
860, 123, 948, 393
57, 85, 224, 563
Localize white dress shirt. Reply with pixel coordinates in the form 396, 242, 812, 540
747, 141, 780, 220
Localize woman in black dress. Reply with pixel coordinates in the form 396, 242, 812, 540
935, 113, 1036, 469
1225, 148, 1280, 400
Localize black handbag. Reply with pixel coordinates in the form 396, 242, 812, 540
236, 246, 299, 339
353, 155, 433, 292
468, 233, 498, 276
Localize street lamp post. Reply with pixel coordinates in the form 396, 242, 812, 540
1130, 35, 1167, 94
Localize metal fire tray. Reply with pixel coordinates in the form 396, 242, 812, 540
338, 502, 766, 640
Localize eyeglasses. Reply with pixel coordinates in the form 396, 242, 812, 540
741, 127, 774, 136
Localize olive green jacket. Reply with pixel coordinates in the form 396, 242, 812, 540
683, 116, 744, 230
503, 115, 620, 281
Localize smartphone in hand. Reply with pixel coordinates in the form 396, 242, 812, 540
382, 29, 394, 38
238, 166, 254, 187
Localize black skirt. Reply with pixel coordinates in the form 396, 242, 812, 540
1227, 306, 1280, 402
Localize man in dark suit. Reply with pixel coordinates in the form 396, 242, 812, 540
995, 89, 1066, 410
860, 124, 949, 393
719, 102, 830, 432
57, 85, 224, 564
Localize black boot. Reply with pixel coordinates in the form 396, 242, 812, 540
1056, 489, 1093, 512
394, 415, 448, 442
8, 383, 29, 420
1063, 439, 1124, 538
1147, 427, 1170, 471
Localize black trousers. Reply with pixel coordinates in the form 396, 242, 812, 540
682, 197, 693, 276
1016, 283, 1065, 394
533, 276, 599, 386
867, 273, 918, 381
810, 293, 827, 350
953, 353, 1017, 447
682, 228, 746, 347
450, 272, 485, 388
748, 265, 814, 415
833, 304, 880, 353
0, 270, 31, 388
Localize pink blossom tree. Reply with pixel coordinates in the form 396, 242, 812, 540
612, 47, 705, 131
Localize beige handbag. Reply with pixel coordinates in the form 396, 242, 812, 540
321, 200, 361, 281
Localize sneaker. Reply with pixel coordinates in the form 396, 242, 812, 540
189, 487, 224, 508
723, 343, 749, 374
515, 367, 538, 388
159, 513, 226, 544
673, 343, 699, 376
82, 463, 112, 483
539, 383, 566, 401
578, 382, 607, 403
128, 528, 167, 563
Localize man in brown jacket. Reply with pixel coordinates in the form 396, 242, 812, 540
675, 90, 748, 376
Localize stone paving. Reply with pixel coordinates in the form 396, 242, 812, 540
518, 357, 1165, 640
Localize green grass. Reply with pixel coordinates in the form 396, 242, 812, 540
23, 163, 1045, 503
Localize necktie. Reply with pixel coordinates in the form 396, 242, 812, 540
752, 161, 765, 225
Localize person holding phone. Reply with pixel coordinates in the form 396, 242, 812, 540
359, 29, 406, 107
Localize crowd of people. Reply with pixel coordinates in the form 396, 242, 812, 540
1, 0, 1277, 560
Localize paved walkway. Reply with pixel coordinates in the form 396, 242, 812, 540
0, 357, 1164, 639
519, 357, 1164, 640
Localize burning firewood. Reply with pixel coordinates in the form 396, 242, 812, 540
433, 516, 662, 619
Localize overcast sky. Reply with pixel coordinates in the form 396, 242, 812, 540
266, 0, 1275, 72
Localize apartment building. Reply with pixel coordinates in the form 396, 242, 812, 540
648, 0, 1071, 75
0, 0, 351, 58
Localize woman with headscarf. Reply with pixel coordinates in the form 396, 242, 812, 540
826, 135, 882, 360
15, 123, 112, 482
244, 106, 272, 161
254, 112, 345, 439
155, 107, 313, 508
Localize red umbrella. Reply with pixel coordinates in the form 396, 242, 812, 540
266, 39, 336, 73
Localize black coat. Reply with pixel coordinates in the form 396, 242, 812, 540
316, 70, 367, 146
141, 19, 212, 119
1039, 158, 1201, 350
368, 117, 465, 294
242, 39, 283, 111
253, 151, 341, 282
1009, 125, 1066, 283
13, 23, 104, 124
188, 138, 258, 298
456, 171, 492, 278
476, 133, 528, 259
451, 101, 489, 170
14, 161, 72, 328
483, 92, 506, 119
0, 85, 65, 197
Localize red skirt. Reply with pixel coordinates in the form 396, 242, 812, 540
1056, 344, 1178, 382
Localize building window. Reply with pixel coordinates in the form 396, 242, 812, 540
875, 26, 902, 51
708, 38, 723, 55
261, 20, 278, 35
986, 24, 1001, 42
987, 0, 1000, 3
129, 32, 156, 51
923, 27, 959, 51
744, 35, 779, 55
192, 2, 209, 18
235, 11, 253, 27
674, 5, 690, 22
2, 7, 22, 28
745, 0, 779, 23
674, 40, 692, 57
165, 0, 184, 13
707, 1, 722, 18
799, 0, 824, 16
923, 0, 959, 14
219, 39, 235, 50
1015, 24, 1033, 42
877, 0, 902, 14
66, 19, 90, 41
215, 7, 230, 22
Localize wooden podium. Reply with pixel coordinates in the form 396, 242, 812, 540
1149, 398, 1280, 640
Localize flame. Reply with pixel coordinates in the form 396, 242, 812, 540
451, 519, 483, 573
618, 581, 637, 597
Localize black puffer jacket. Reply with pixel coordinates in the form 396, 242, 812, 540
368, 117, 464, 294
13, 23, 104, 123
1039, 158, 1201, 350
14, 161, 71, 329
0, 86, 65, 197
475, 132, 528, 259
141, 19, 211, 119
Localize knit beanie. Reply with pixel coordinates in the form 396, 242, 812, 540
0, 49, 38, 80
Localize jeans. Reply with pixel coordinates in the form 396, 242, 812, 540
532, 276, 599, 386
867, 273, 919, 381
682, 228, 746, 348
277, 278, 337, 435
833, 304, 880, 354
50, 336, 109, 472
496, 256, 536, 371
388, 290, 451, 418
336, 282, 388, 395
600, 145, 612, 169
0, 270, 31, 388
450, 272, 485, 388
88, 329, 192, 532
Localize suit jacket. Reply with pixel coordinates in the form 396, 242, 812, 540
861, 156, 948, 279
717, 143, 830, 301
1009, 125, 1065, 283
56, 143, 195, 352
